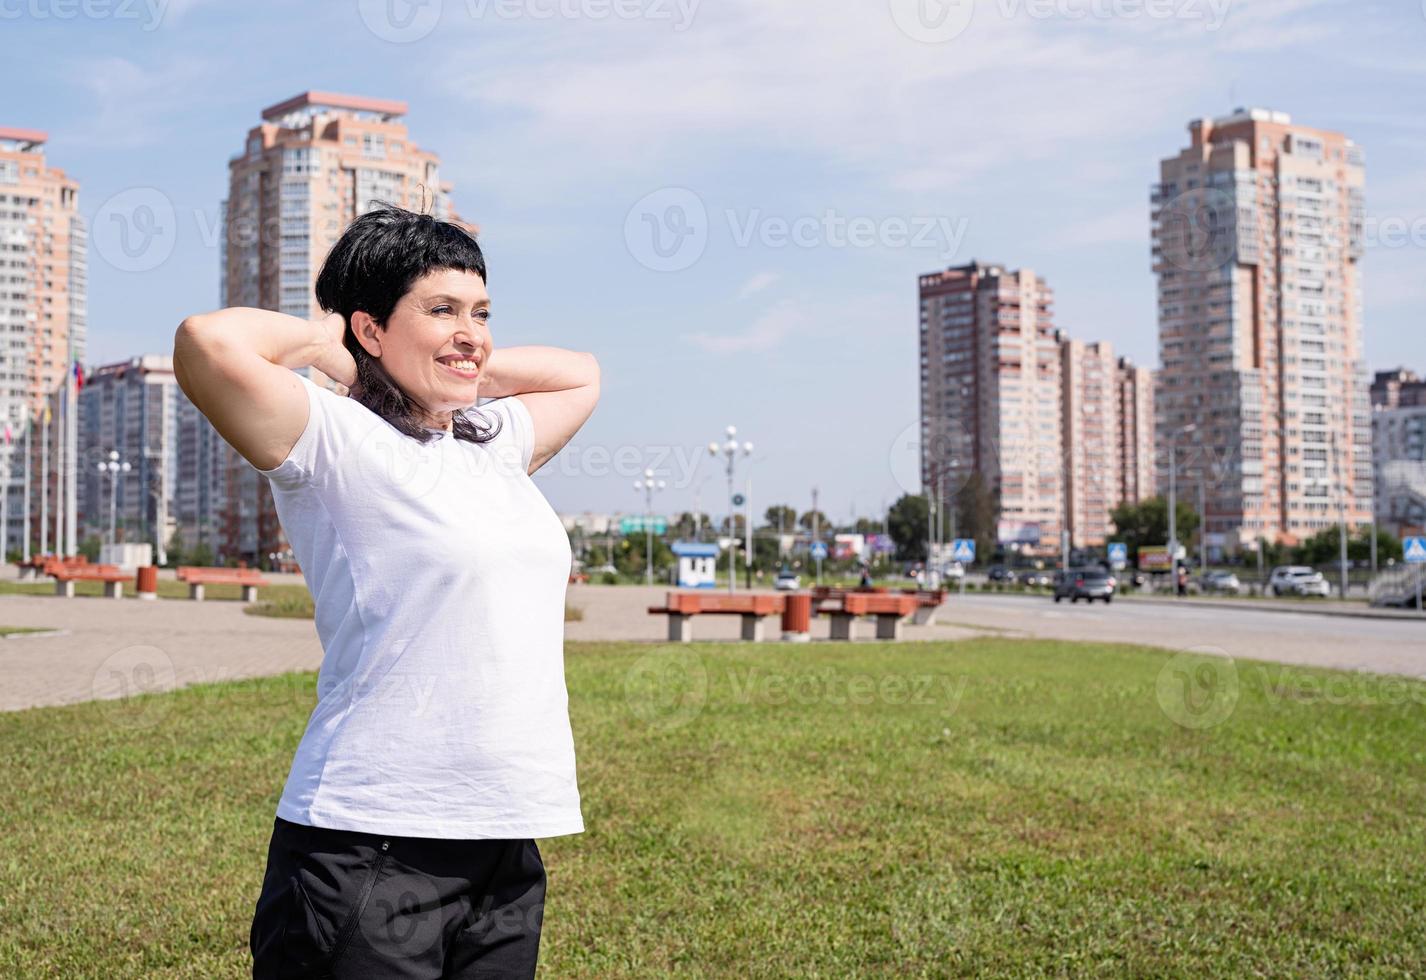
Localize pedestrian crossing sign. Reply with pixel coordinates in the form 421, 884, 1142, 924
1406, 537, 1426, 564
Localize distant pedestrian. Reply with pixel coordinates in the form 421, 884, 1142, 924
859, 564, 873, 588
1176, 564, 1188, 597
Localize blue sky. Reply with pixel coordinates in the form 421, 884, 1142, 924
4, 0, 1424, 524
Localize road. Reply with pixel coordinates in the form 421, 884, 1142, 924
929, 592, 1426, 678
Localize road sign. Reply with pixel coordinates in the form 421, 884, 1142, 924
732, 493, 745, 507
620, 516, 668, 535
1108, 542, 1128, 565
951, 538, 976, 564
810, 541, 828, 560
1406, 537, 1426, 564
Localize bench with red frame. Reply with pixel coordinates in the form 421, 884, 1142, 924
823, 592, 924, 640
14, 554, 87, 581
49, 562, 129, 598
647, 591, 788, 642
176, 565, 270, 602
811, 586, 946, 627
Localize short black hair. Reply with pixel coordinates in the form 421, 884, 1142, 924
314, 205, 499, 446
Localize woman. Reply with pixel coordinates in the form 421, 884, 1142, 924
172, 205, 599, 978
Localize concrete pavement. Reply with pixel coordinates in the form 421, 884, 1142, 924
1, 581, 1421, 714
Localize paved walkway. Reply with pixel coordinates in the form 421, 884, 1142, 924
1, 580, 1421, 714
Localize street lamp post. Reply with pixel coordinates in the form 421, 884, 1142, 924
709, 426, 753, 595
1167, 423, 1197, 591
633, 469, 666, 586
97, 450, 132, 554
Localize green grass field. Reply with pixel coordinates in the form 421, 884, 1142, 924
2, 638, 1424, 977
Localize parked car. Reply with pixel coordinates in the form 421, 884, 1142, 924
1267, 565, 1330, 598
774, 568, 801, 591
1199, 570, 1242, 595
1054, 568, 1117, 603
1018, 568, 1053, 588
939, 562, 965, 583
988, 565, 1015, 583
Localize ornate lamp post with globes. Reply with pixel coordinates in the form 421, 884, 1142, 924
709, 426, 753, 595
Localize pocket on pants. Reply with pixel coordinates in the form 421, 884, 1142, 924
252, 822, 392, 979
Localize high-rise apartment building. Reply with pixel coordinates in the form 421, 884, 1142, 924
1153, 108, 1370, 548
0, 127, 85, 558
77, 355, 179, 557
919, 261, 1063, 552
1061, 338, 1119, 547
1116, 357, 1156, 507
1372, 368, 1426, 410
208, 91, 466, 565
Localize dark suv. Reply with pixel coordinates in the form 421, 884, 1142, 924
1054, 568, 1116, 604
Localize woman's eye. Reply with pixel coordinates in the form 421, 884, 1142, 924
475, 309, 490, 322
431, 305, 452, 315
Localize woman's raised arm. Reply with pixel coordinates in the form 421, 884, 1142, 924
172, 308, 356, 472
478, 346, 600, 475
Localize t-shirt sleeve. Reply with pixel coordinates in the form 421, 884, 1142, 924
483, 395, 535, 473
256, 373, 338, 490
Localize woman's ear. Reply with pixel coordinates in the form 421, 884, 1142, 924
351, 311, 382, 358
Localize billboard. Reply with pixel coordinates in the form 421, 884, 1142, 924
997, 520, 1042, 546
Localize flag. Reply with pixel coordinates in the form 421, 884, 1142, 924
43, 405, 51, 425
3, 423, 10, 445
73, 361, 83, 392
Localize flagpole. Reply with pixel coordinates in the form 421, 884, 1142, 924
39, 400, 48, 556
67, 362, 78, 557
21, 412, 30, 562
55, 377, 64, 559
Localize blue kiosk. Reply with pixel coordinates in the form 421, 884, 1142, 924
671, 541, 720, 589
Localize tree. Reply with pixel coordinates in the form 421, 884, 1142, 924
764, 505, 797, 533
955, 471, 998, 564
888, 494, 929, 562
798, 509, 830, 533
1109, 496, 1199, 559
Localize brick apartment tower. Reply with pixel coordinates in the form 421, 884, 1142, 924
207, 91, 468, 566
919, 262, 1063, 553
0, 127, 86, 559
1153, 108, 1370, 549
1060, 338, 1119, 547
1117, 357, 1156, 507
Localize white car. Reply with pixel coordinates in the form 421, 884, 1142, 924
774, 569, 801, 591
1268, 566, 1330, 598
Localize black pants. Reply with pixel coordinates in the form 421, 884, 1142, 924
251, 816, 546, 979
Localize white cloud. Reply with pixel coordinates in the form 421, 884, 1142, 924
684, 299, 804, 353
737, 272, 780, 299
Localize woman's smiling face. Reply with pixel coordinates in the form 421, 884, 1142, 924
351, 268, 492, 429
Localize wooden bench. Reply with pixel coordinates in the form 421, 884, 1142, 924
176, 565, 270, 602
895, 587, 947, 625
647, 591, 787, 642
50, 563, 128, 598
16, 555, 87, 581
811, 587, 945, 627
827, 593, 923, 641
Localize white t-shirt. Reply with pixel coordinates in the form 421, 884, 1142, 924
257, 374, 582, 840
